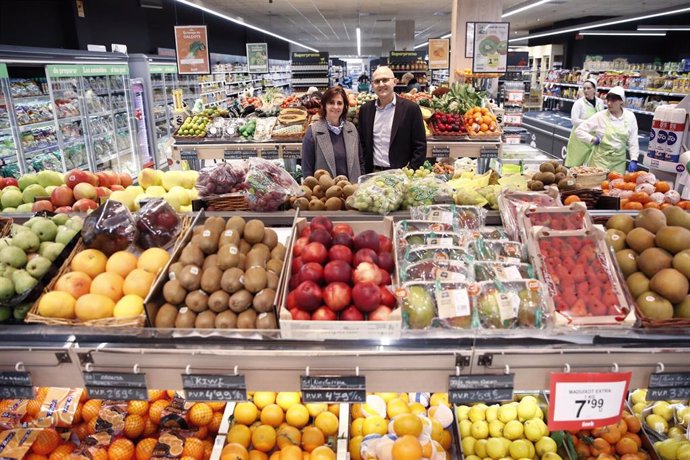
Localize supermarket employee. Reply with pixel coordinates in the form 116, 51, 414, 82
565, 78, 605, 167
575, 86, 639, 174
358, 66, 427, 173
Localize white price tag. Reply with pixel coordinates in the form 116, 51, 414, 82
436, 289, 470, 319
429, 211, 453, 225
497, 292, 518, 321
494, 265, 523, 281
429, 238, 454, 247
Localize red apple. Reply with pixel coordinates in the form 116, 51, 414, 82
72, 199, 98, 212
340, 305, 364, 321
95, 172, 111, 188
354, 230, 380, 252
54, 206, 73, 213
352, 282, 382, 313
332, 232, 353, 248
323, 282, 351, 312
110, 184, 125, 191
328, 245, 353, 264
64, 169, 92, 188
369, 305, 393, 321
379, 235, 393, 253
289, 274, 301, 290
380, 286, 396, 308
324, 260, 352, 284
301, 242, 328, 265
332, 223, 354, 236
104, 170, 120, 186
299, 226, 312, 239
377, 252, 395, 272
286, 290, 299, 310
0, 179, 6, 190
293, 280, 322, 312
73, 182, 97, 200
311, 306, 337, 321
308, 228, 332, 248
96, 187, 112, 199
119, 173, 132, 187
291, 256, 304, 274
353, 248, 378, 267
4, 178, 18, 188
378, 269, 391, 286
32, 200, 54, 213
290, 308, 311, 320
310, 216, 333, 233
292, 237, 309, 257
353, 262, 382, 285
50, 185, 74, 207
298, 262, 324, 285
85, 172, 99, 186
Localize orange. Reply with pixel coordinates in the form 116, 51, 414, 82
601, 180, 610, 190
54, 272, 92, 299
314, 411, 338, 436
143, 417, 158, 436
209, 412, 224, 434
180, 457, 197, 460
106, 251, 139, 278
234, 402, 259, 425
148, 389, 166, 401
393, 414, 423, 437
386, 398, 410, 419
349, 436, 363, 460
26, 455, 48, 460
630, 192, 650, 204
327, 405, 339, 417
71, 249, 107, 278
48, 442, 76, 460
269, 453, 281, 460
166, 390, 177, 399
27, 399, 42, 418
123, 269, 156, 298
207, 401, 227, 411
227, 424, 252, 448
285, 405, 309, 429
220, 443, 249, 460
616, 437, 639, 455
309, 446, 334, 460
92, 449, 109, 460
194, 426, 209, 440
439, 430, 452, 451
135, 438, 158, 460
655, 181, 671, 193
623, 202, 643, 210
128, 400, 149, 416
137, 248, 170, 275
392, 435, 423, 460
202, 440, 213, 460
249, 451, 268, 460
608, 172, 623, 181
644, 202, 661, 209
276, 426, 301, 450
124, 414, 145, 439
149, 399, 169, 424
74, 423, 89, 440
261, 404, 285, 428
75, 293, 115, 321
189, 403, 213, 427
73, 403, 83, 424
252, 425, 277, 452
90, 272, 125, 302
108, 439, 135, 460
301, 427, 325, 453
31, 429, 61, 455
182, 437, 205, 460
279, 445, 302, 460
564, 195, 581, 205
87, 416, 98, 435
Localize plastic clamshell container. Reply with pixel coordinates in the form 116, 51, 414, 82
409, 204, 487, 230
468, 239, 529, 264
519, 202, 593, 242
498, 188, 562, 242
399, 280, 473, 329
472, 279, 551, 329
473, 261, 535, 282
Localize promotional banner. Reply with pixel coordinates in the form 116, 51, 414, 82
174, 25, 209, 74
472, 22, 509, 73
246, 43, 269, 73
429, 39, 449, 69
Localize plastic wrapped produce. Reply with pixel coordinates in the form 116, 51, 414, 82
474, 279, 550, 329
410, 204, 486, 230
195, 161, 248, 196
403, 259, 470, 282
135, 199, 181, 250
352, 171, 409, 214
244, 157, 303, 211
469, 239, 528, 263
82, 200, 137, 256
402, 176, 454, 209
473, 261, 534, 282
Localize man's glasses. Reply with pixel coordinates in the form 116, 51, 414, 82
373, 78, 392, 85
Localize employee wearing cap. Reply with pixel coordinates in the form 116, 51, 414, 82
575, 86, 639, 174
565, 78, 605, 167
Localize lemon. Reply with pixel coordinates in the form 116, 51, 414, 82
497, 405, 517, 423
510, 439, 532, 459
536, 437, 557, 457
542, 453, 562, 460
647, 414, 669, 434
488, 420, 505, 438
504, 420, 524, 440
469, 405, 487, 422
386, 398, 410, 419
113, 294, 144, 318
475, 439, 488, 458
486, 405, 499, 422
630, 388, 648, 405
471, 420, 489, 439
653, 401, 674, 421
460, 420, 472, 438
517, 399, 538, 421
462, 437, 477, 456
486, 438, 507, 460
456, 405, 471, 421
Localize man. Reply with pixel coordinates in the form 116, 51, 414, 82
358, 66, 427, 173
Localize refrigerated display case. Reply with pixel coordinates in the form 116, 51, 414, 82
0, 63, 21, 178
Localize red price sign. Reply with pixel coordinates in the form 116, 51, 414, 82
548, 372, 631, 431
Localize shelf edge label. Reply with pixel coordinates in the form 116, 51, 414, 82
0, 371, 34, 399
300, 375, 365, 403
448, 373, 514, 404
182, 374, 247, 402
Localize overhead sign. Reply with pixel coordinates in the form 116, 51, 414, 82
46, 65, 81, 78
291, 52, 329, 65
174, 25, 210, 74
246, 43, 269, 73
429, 39, 449, 70
473, 22, 509, 73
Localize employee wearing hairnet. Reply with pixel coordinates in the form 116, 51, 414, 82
565, 78, 605, 167
575, 86, 639, 174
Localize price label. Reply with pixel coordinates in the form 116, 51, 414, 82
548, 372, 631, 430
507, 91, 524, 103
224, 150, 254, 160
282, 148, 300, 159
448, 374, 514, 404
182, 374, 247, 402
0, 371, 34, 399
646, 372, 690, 401
180, 150, 197, 160
480, 147, 500, 159
504, 114, 523, 125
261, 149, 279, 159
84, 372, 148, 401
432, 147, 451, 158
301, 376, 365, 403
86, 386, 148, 401
505, 135, 522, 145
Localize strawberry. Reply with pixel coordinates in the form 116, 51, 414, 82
589, 299, 608, 316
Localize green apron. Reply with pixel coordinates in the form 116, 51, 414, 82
586, 113, 630, 174
565, 102, 598, 167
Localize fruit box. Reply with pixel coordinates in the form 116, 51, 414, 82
526, 227, 635, 327
498, 188, 562, 242
279, 217, 402, 340
519, 202, 593, 243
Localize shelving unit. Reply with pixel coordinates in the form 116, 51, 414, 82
291, 52, 329, 91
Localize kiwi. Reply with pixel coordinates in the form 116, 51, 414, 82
244, 267, 267, 293
246, 250, 267, 269
300, 185, 313, 199
208, 290, 230, 312
342, 184, 357, 197
256, 312, 277, 329
325, 197, 342, 210
154, 303, 178, 328
528, 180, 544, 191
303, 176, 319, 189
312, 185, 324, 199
325, 186, 343, 199
266, 258, 283, 274
334, 175, 348, 183
541, 172, 556, 185
217, 244, 240, 270
225, 216, 246, 235
253, 288, 276, 313
261, 229, 278, 249
237, 253, 247, 271
554, 172, 566, 183
168, 262, 184, 281
221, 267, 244, 294
193, 226, 204, 236
198, 228, 221, 254
243, 220, 265, 244
271, 244, 287, 261
229, 290, 253, 313
219, 228, 241, 247
626, 227, 656, 254
251, 243, 271, 257
309, 199, 326, 211
266, 271, 279, 290
194, 310, 216, 328
557, 178, 576, 191
539, 162, 555, 173
185, 290, 209, 313
615, 249, 638, 277
202, 254, 218, 270
204, 216, 226, 235
319, 175, 335, 189
174, 307, 196, 328
215, 310, 238, 329
179, 243, 204, 267
638, 247, 673, 278
163, 279, 187, 305
190, 234, 202, 246
314, 169, 329, 180
337, 180, 350, 189
239, 240, 252, 255
178, 265, 202, 291
555, 165, 568, 175
200, 266, 223, 293
237, 308, 257, 329
294, 197, 309, 210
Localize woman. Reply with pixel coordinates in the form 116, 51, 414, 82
401, 72, 422, 92
564, 78, 605, 167
575, 86, 640, 174
301, 86, 362, 182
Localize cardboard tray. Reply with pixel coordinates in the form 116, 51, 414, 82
518, 202, 593, 243
498, 188, 562, 242
279, 217, 402, 340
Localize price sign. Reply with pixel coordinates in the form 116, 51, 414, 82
301, 376, 365, 403
0, 371, 34, 399
647, 373, 690, 401
182, 374, 247, 402
84, 372, 148, 401
480, 147, 500, 159
548, 372, 631, 431
448, 374, 514, 404
223, 150, 254, 160
504, 114, 523, 125
282, 148, 300, 159
261, 149, 279, 160
507, 91, 524, 103
432, 146, 451, 158
180, 150, 197, 161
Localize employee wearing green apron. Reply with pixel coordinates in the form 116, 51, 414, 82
575, 86, 640, 174
565, 79, 605, 167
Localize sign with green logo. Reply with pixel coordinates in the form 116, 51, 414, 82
150, 64, 178, 74
108, 64, 128, 75
46, 65, 81, 78
0, 64, 8, 79
80, 64, 129, 76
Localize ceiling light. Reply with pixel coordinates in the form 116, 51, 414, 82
441, 33, 451, 39
356, 27, 361, 56
579, 30, 666, 36
502, 0, 551, 18
638, 25, 690, 31
175, 0, 317, 52
511, 4, 690, 42
413, 42, 427, 49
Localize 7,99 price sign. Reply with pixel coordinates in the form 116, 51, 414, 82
548, 372, 631, 431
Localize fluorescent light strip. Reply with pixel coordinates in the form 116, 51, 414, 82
413, 32, 451, 49
175, 0, 318, 52
356, 27, 361, 56
502, 0, 551, 18
579, 31, 666, 36
638, 25, 690, 31
511, 5, 690, 42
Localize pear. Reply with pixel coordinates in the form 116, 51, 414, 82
12, 270, 37, 295
0, 246, 27, 268
22, 217, 46, 229
32, 220, 58, 242
26, 256, 51, 279
51, 214, 69, 226
39, 242, 65, 262
16, 203, 33, 213
11, 223, 31, 236
21, 184, 47, 204
11, 231, 40, 253
55, 227, 78, 245
65, 216, 83, 232
0, 277, 14, 301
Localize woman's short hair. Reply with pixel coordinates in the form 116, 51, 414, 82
319, 86, 349, 123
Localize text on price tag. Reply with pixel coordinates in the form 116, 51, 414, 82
548, 372, 631, 431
